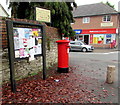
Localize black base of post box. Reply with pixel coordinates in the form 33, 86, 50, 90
57, 67, 69, 73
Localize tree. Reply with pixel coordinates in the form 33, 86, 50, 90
44, 2, 76, 37
9, 2, 19, 18
105, 1, 115, 9
9, 2, 45, 19
9, 1, 77, 38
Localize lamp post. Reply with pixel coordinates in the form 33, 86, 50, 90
62, 33, 65, 40
68, 32, 70, 40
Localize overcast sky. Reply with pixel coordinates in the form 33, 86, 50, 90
75, 0, 119, 11
0, 0, 119, 15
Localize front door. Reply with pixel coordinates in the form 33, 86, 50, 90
84, 35, 89, 44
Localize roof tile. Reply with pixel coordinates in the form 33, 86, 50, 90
73, 3, 118, 17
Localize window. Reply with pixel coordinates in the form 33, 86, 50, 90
83, 17, 90, 23
70, 42, 75, 44
93, 34, 105, 44
106, 34, 112, 44
78, 35, 83, 40
103, 15, 111, 22
75, 42, 81, 45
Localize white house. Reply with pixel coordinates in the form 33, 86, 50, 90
0, 0, 11, 17
0, 4, 9, 17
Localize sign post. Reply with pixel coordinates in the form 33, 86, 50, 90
6, 20, 16, 93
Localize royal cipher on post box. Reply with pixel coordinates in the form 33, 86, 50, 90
56, 40, 70, 73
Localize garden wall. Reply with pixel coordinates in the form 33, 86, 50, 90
90, 44, 111, 49
0, 17, 61, 83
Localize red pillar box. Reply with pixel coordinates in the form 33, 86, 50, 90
56, 40, 70, 73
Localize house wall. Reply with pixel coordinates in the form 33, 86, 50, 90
71, 14, 118, 29
71, 14, 118, 48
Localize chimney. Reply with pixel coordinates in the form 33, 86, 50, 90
118, 1, 120, 12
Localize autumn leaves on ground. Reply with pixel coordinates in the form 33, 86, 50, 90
2, 66, 118, 104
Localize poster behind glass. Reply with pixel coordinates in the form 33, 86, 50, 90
93, 34, 105, 44
13, 27, 42, 60
106, 34, 111, 44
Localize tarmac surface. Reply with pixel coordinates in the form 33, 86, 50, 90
69, 48, 119, 103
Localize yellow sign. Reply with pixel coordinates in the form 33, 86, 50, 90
93, 37, 98, 44
36, 7, 51, 23
101, 22, 113, 27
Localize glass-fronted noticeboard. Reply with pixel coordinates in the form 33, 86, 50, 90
6, 20, 46, 92
13, 27, 42, 60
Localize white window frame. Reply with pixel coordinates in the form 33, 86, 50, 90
103, 15, 111, 22
83, 17, 90, 23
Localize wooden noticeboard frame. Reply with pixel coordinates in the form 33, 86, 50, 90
6, 20, 46, 92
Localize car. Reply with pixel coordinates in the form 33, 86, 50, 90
69, 40, 94, 52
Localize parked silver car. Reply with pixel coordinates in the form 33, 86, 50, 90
69, 40, 94, 52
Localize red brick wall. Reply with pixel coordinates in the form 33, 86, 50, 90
46, 26, 61, 39
0, 17, 61, 49
90, 44, 111, 48
0, 17, 7, 48
71, 14, 118, 29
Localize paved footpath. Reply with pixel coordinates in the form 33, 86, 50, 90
2, 48, 119, 104
93, 48, 118, 53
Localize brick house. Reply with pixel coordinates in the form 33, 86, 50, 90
71, 3, 119, 48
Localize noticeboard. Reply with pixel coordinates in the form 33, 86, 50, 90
13, 27, 42, 60
6, 20, 46, 92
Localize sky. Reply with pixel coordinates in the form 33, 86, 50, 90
75, 0, 120, 11
0, 0, 119, 17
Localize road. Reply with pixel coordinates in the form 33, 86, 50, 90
69, 50, 119, 103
